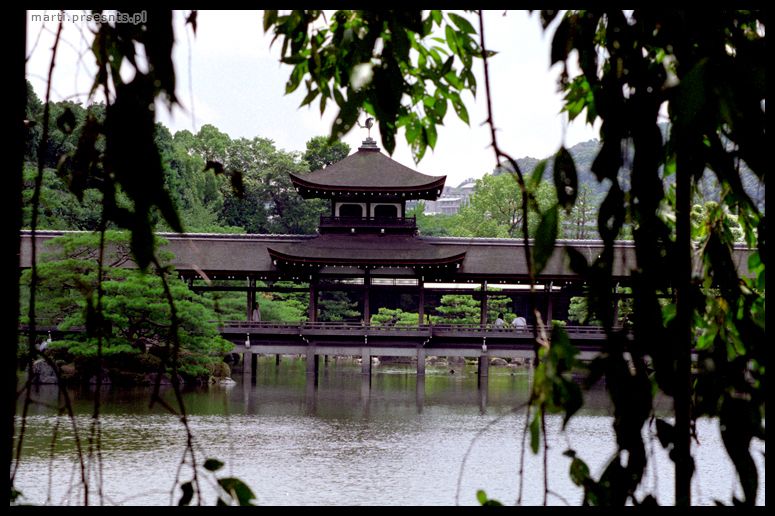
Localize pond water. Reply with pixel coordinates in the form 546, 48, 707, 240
12, 357, 765, 506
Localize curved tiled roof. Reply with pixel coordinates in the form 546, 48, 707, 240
290, 141, 446, 199
267, 234, 466, 268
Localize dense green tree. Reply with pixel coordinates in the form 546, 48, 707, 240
318, 290, 360, 322
22, 232, 232, 380
562, 183, 599, 240
457, 173, 556, 238
433, 292, 513, 325
370, 307, 419, 326
302, 135, 350, 172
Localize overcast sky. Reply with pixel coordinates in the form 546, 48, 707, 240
26, 10, 600, 187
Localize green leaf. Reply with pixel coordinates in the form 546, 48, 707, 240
178, 481, 194, 506
529, 412, 541, 454
300, 87, 319, 107
439, 55, 454, 77
533, 204, 559, 275
281, 55, 307, 65
550, 16, 571, 65
264, 9, 278, 32
565, 247, 589, 276
448, 13, 476, 34
203, 458, 224, 472
204, 160, 224, 175
445, 25, 458, 55
331, 95, 362, 140
452, 99, 469, 125
554, 146, 578, 212
540, 10, 559, 29
569, 457, 590, 486
423, 123, 437, 150
217, 477, 256, 506
528, 160, 548, 190
56, 107, 76, 135
655, 419, 675, 449
476, 489, 503, 506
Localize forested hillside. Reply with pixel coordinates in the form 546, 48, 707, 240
23, 81, 349, 235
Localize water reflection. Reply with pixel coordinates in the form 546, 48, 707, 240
13, 357, 765, 506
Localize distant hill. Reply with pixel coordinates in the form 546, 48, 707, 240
494, 126, 764, 211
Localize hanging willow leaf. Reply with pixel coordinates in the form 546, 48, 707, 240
178, 481, 194, 506
56, 107, 76, 135
533, 203, 559, 275
554, 146, 578, 213
218, 477, 256, 506
204, 160, 224, 175
229, 170, 245, 199
204, 458, 224, 472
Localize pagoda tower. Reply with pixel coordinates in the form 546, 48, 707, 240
266, 137, 466, 322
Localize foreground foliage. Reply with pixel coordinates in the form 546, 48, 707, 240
266, 9, 766, 506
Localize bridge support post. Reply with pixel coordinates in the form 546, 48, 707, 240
362, 269, 371, 323
309, 277, 317, 322
478, 353, 489, 388
306, 346, 318, 383
242, 351, 252, 381
418, 279, 425, 324
546, 280, 554, 326
275, 354, 281, 366
251, 353, 258, 383
361, 347, 371, 375
416, 347, 426, 376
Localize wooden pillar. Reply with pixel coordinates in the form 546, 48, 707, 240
251, 353, 258, 383
247, 277, 255, 321
361, 347, 371, 375
546, 281, 554, 326
478, 356, 489, 385
242, 351, 252, 381
480, 281, 488, 326
308, 276, 317, 322
363, 269, 371, 324
417, 347, 426, 376
275, 354, 281, 366
306, 346, 318, 380
418, 278, 425, 325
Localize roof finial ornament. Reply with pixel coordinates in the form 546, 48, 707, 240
356, 116, 379, 151
357, 116, 374, 138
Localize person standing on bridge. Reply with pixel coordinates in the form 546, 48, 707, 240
251, 301, 261, 322
511, 314, 527, 331
494, 313, 506, 329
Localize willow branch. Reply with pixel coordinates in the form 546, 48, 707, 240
13, 13, 65, 487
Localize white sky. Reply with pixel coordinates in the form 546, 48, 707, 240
26, 9, 600, 187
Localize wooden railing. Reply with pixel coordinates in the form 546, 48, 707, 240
219, 321, 610, 337
22, 321, 613, 340
319, 215, 416, 228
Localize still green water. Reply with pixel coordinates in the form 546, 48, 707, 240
12, 357, 765, 506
